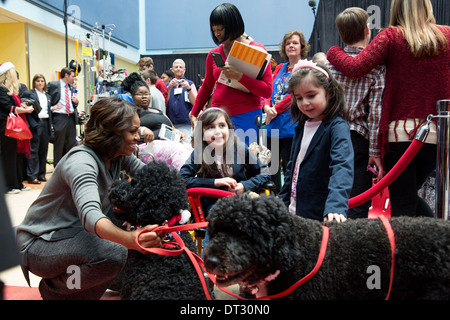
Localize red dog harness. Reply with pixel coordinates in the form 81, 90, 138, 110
135, 216, 395, 300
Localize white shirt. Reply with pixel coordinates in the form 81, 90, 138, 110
289, 120, 322, 215
36, 89, 49, 119
54, 79, 73, 114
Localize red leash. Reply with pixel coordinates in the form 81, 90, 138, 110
135, 217, 395, 300
135, 222, 212, 299
379, 215, 395, 300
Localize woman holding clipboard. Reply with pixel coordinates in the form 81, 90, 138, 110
189, 3, 273, 146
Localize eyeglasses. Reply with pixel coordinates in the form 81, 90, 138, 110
135, 93, 150, 97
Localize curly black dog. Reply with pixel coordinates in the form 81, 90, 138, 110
203, 195, 450, 299
109, 161, 211, 300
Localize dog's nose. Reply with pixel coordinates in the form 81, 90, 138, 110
204, 255, 221, 269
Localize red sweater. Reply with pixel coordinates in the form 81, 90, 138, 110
155, 77, 168, 105
192, 41, 273, 117
327, 26, 450, 154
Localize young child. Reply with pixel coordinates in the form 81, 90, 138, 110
181, 107, 270, 257
278, 60, 354, 223
181, 107, 270, 201
327, 7, 386, 219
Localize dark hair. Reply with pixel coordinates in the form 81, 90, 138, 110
289, 62, 349, 123
163, 69, 174, 79
210, 3, 245, 45
83, 97, 138, 160
193, 108, 236, 177
32, 73, 48, 92
122, 72, 149, 96
60, 67, 74, 79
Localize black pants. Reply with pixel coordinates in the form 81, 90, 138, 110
37, 119, 51, 180
384, 142, 436, 217
0, 119, 21, 191
26, 125, 39, 181
24, 230, 127, 300
52, 113, 76, 167
349, 131, 373, 219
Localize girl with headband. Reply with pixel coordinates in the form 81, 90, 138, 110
180, 107, 270, 241
279, 60, 354, 223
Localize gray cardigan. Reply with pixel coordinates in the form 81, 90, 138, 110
16, 145, 145, 255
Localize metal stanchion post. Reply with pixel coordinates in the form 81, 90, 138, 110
436, 100, 450, 220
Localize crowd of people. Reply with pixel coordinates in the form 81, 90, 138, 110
0, 0, 449, 300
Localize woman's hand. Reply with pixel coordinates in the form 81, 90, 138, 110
231, 182, 245, 193
95, 218, 161, 255
131, 224, 162, 254
222, 64, 243, 81
214, 177, 238, 190
324, 213, 347, 223
264, 105, 278, 125
189, 112, 197, 128
15, 104, 34, 114
173, 128, 185, 140
140, 126, 154, 143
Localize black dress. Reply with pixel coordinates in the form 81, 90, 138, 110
0, 86, 21, 192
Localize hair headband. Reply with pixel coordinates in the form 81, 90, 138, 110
292, 59, 330, 79
197, 107, 227, 121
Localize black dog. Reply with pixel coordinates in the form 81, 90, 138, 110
203, 195, 450, 299
109, 161, 211, 300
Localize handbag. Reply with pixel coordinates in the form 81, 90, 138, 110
5, 106, 32, 140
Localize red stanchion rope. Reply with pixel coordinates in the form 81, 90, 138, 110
349, 139, 424, 209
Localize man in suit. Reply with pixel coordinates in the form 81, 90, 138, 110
47, 67, 79, 167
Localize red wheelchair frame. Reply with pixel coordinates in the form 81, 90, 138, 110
186, 188, 234, 254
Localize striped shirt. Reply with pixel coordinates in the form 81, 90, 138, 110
327, 47, 386, 157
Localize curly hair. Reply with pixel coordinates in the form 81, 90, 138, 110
83, 97, 138, 160
109, 162, 188, 226
122, 72, 148, 96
